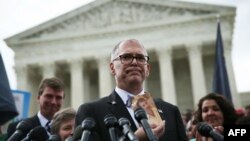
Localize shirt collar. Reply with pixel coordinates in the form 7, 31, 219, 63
115, 86, 144, 104
37, 111, 50, 127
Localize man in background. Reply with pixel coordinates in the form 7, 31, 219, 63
6, 77, 65, 140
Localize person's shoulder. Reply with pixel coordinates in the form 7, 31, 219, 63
6, 115, 38, 140
23, 115, 40, 124
78, 96, 110, 109
154, 98, 180, 110
154, 98, 175, 106
6, 119, 23, 139
7, 120, 20, 129
8, 115, 37, 127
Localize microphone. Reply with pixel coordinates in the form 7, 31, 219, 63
134, 108, 158, 141
72, 125, 83, 141
47, 134, 61, 141
7, 120, 33, 141
80, 117, 96, 141
118, 117, 138, 141
104, 114, 118, 141
21, 126, 49, 141
65, 136, 73, 141
197, 122, 224, 141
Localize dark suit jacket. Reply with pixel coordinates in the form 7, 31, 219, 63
6, 114, 41, 140
75, 91, 187, 141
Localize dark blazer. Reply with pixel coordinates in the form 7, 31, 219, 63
6, 114, 41, 140
75, 91, 187, 141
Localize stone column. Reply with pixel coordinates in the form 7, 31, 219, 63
15, 64, 29, 90
224, 41, 241, 108
41, 62, 55, 78
97, 56, 112, 98
15, 64, 37, 116
156, 47, 177, 105
69, 59, 85, 110
186, 43, 207, 107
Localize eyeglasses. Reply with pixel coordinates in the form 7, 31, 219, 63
113, 54, 149, 65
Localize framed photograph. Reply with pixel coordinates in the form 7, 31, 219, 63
132, 92, 162, 125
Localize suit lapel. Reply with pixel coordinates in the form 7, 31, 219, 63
34, 115, 42, 126
154, 99, 166, 120
107, 91, 137, 131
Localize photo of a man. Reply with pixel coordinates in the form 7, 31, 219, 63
132, 92, 162, 125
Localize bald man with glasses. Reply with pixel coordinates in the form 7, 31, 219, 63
75, 39, 187, 141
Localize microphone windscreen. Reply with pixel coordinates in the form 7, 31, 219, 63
197, 122, 213, 137
65, 136, 73, 141
48, 134, 61, 141
72, 125, 83, 140
29, 126, 49, 141
118, 117, 130, 127
134, 108, 147, 122
104, 114, 118, 128
81, 117, 96, 130
16, 120, 33, 134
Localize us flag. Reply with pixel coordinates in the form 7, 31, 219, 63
212, 21, 232, 102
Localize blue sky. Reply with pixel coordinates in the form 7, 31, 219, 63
0, 0, 249, 92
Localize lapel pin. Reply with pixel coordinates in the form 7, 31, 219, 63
158, 109, 163, 113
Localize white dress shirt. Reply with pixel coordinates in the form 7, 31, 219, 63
37, 111, 51, 135
115, 86, 144, 128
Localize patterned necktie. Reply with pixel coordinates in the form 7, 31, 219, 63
126, 95, 133, 108
45, 120, 51, 133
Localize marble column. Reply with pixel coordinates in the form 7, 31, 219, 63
97, 56, 112, 98
186, 43, 207, 107
224, 41, 241, 108
15, 64, 37, 116
15, 64, 29, 91
69, 59, 85, 110
156, 47, 177, 105
41, 62, 55, 78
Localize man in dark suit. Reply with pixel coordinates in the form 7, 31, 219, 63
6, 77, 65, 140
75, 39, 187, 141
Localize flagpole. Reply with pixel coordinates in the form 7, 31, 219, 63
216, 14, 220, 23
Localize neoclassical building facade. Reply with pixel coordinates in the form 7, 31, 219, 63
5, 0, 240, 115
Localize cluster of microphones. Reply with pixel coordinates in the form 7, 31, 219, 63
7, 107, 224, 141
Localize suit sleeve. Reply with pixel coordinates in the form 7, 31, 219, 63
75, 103, 100, 141
154, 98, 188, 141
75, 103, 94, 127
174, 105, 188, 141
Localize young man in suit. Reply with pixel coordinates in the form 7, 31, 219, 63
6, 77, 65, 140
75, 39, 187, 141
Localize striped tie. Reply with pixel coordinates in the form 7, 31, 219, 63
126, 95, 133, 108
45, 120, 51, 133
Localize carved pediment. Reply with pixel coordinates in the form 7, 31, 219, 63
20, 0, 215, 40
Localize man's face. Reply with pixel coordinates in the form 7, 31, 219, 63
37, 87, 64, 119
110, 40, 150, 91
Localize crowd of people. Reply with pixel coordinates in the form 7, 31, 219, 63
183, 94, 250, 141
1, 39, 250, 141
